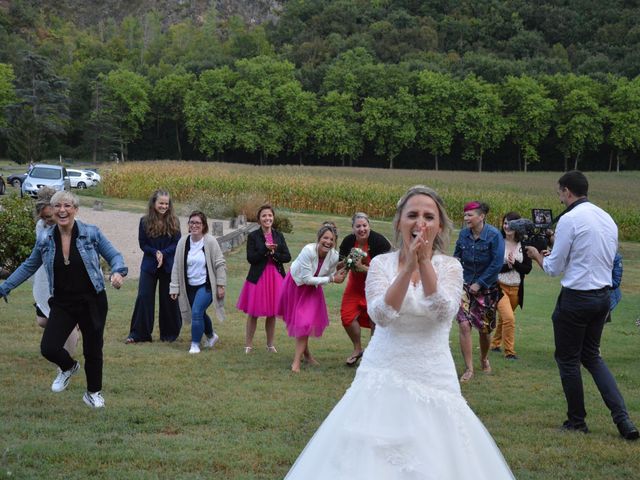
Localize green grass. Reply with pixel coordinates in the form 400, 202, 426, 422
1, 213, 639, 479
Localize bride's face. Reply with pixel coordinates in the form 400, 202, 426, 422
398, 194, 441, 246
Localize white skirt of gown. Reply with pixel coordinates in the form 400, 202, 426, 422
285, 361, 514, 480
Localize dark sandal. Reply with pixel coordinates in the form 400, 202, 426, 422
345, 351, 363, 366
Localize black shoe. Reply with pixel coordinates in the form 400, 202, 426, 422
560, 420, 589, 433
617, 419, 640, 440
505, 354, 519, 360
490, 347, 501, 353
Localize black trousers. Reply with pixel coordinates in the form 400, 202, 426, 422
552, 287, 629, 426
129, 269, 181, 342
41, 291, 107, 393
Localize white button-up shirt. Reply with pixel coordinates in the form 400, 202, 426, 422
543, 202, 617, 290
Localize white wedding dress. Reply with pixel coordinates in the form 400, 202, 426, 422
285, 252, 515, 480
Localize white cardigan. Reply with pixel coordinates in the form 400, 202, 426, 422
290, 243, 340, 287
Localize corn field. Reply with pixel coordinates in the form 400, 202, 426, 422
103, 162, 640, 241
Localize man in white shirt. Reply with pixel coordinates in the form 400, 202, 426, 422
527, 170, 638, 441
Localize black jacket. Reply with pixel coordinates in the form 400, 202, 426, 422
339, 230, 392, 261
245, 228, 291, 283
499, 248, 532, 308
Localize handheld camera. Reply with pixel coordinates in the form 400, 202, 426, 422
508, 208, 553, 252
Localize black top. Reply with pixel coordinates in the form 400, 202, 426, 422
245, 228, 291, 284
53, 223, 94, 297
339, 230, 392, 261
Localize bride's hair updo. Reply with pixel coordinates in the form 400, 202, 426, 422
393, 185, 452, 254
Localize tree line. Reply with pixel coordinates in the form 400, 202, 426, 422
0, 2, 639, 170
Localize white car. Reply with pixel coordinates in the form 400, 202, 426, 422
67, 168, 96, 189
22, 164, 70, 198
83, 170, 101, 184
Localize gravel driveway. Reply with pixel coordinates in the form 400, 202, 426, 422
76, 208, 232, 279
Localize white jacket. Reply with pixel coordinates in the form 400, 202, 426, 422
290, 243, 340, 287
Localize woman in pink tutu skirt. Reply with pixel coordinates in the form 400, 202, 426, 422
237, 204, 291, 354
278, 222, 346, 372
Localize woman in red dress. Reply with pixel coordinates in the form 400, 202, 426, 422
338, 213, 391, 366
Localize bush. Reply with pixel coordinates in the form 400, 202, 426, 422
0, 194, 36, 274
273, 214, 293, 233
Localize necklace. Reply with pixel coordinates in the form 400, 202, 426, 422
63, 256, 70, 266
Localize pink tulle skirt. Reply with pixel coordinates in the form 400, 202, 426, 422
277, 272, 329, 338
236, 260, 284, 317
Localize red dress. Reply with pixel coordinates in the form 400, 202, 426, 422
340, 240, 372, 328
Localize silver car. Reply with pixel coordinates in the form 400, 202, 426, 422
21, 164, 71, 198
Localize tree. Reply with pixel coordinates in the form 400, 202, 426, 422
275, 81, 317, 165
413, 70, 458, 170
184, 67, 237, 160
455, 75, 508, 172
153, 71, 195, 160
0, 63, 17, 129
314, 91, 362, 166
361, 87, 416, 169
102, 69, 151, 161
4, 52, 69, 164
501, 75, 556, 171
555, 88, 604, 171
608, 77, 640, 172
232, 56, 298, 164
85, 76, 120, 163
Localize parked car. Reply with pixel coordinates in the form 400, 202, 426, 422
67, 168, 96, 189
7, 173, 27, 188
21, 164, 70, 198
0, 174, 5, 195
83, 169, 101, 184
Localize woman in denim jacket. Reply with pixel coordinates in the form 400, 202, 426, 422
0, 191, 127, 409
453, 201, 504, 383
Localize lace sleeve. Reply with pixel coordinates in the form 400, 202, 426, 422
411, 255, 463, 322
365, 253, 401, 327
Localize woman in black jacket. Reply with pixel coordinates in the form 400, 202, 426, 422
490, 212, 532, 360
236, 204, 291, 353
339, 212, 391, 366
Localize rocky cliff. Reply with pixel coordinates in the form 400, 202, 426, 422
37, 0, 283, 28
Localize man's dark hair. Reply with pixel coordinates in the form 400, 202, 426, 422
558, 170, 588, 197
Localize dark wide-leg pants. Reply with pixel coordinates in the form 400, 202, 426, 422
41, 291, 107, 392
129, 269, 181, 342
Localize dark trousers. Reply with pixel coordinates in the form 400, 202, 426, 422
41, 291, 107, 392
129, 269, 181, 342
552, 287, 629, 426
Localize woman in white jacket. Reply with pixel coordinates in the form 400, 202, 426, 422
169, 211, 226, 354
278, 222, 346, 372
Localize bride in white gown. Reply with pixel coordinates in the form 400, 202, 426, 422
285, 186, 515, 480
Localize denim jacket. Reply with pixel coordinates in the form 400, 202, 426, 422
0, 220, 127, 298
453, 223, 504, 289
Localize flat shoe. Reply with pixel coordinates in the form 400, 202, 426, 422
124, 337, 136, 344
345, 351, 363, 366
481, 359, 492, 374
244, 346, 253, 354
460, 370, 474, 383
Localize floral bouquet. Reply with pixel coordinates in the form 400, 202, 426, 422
344, 247, 368, 272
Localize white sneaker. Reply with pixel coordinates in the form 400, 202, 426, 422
204, 333, 219, 349
189, 342, 201, 354
51, 361, 80, 392
83, 391, 105, 408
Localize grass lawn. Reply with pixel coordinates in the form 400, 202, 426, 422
1, 208, 639, 479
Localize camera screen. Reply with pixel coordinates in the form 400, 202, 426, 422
531, 208, 553, 227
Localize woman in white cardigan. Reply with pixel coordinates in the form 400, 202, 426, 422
277, 222, 346, 372
170, 211, 226, 354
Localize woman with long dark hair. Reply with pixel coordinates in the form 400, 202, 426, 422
126, 189, 181, 343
